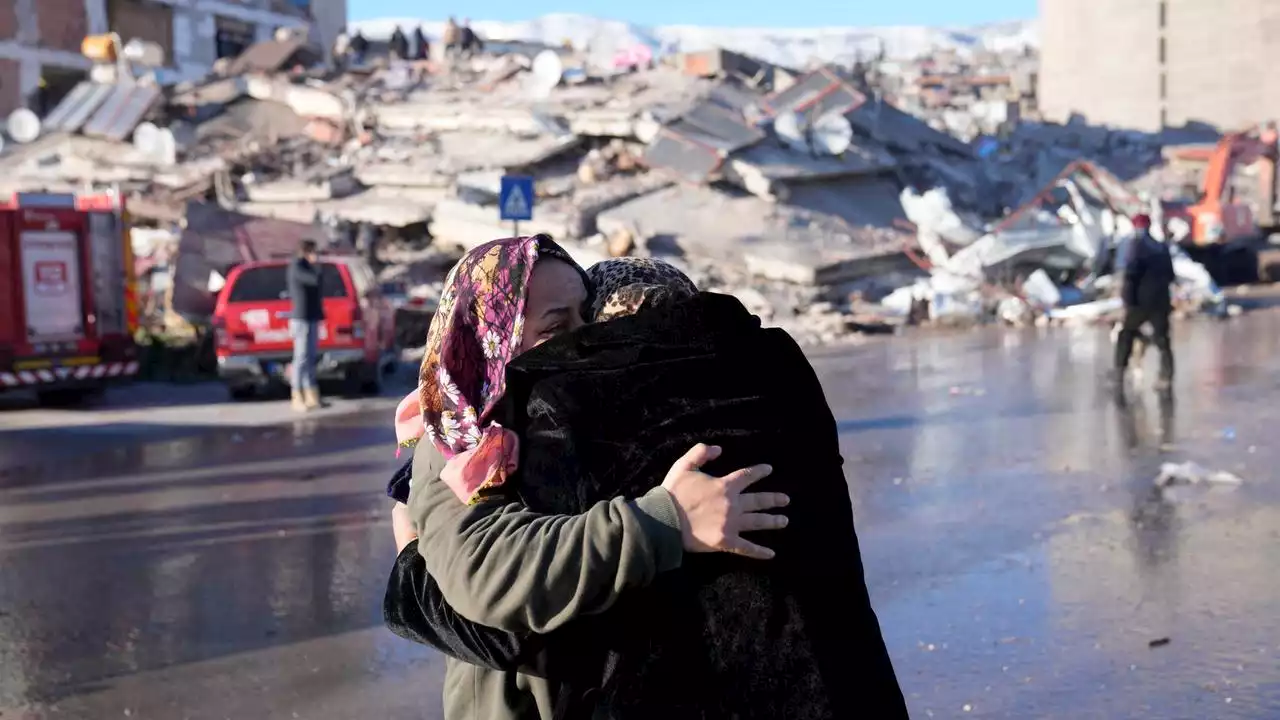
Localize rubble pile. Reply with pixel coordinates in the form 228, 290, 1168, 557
0, 30, 1250, 347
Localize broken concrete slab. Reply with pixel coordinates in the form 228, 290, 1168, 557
234, 187, 444, 227
242, 169, 360, 202
596, 183, 912, 285
724, 142, 897, 200
430, 197, 578, 248
245, 77, 347, 120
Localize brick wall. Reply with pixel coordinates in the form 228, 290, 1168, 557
37, 0, 89, 54
0, 57, 21, 117
0, 0, 18, 41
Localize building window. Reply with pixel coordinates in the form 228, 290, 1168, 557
215, 16, 256, 59
1159, 1, 1167, 29
1160, 108, 1168, 129
1158, 37, 1166, 64
1160, 73, 1167, 99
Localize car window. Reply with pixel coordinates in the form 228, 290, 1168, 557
347, 261, 374, 296
226, 263, 347, 302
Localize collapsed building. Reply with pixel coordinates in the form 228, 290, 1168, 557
0, 30, 1262, 350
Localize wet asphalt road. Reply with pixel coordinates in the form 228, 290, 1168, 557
2, 313, 1278, 719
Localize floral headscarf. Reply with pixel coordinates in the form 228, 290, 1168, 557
586, 258, 697, 321
393, 234, 586, 503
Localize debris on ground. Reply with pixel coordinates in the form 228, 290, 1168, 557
1155, 462, 1244, 488
0, 23, 1270, 350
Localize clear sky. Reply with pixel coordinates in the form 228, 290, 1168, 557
349, 0, 1037, 28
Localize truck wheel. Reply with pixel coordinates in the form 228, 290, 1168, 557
36, 388, 99, 407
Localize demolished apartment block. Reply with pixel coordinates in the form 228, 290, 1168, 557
0, 30, 1248, 344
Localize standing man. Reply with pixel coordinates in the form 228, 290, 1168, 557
412, 26, 430, 61
331, 26, 350, 72
389, 25, 410, 61
1115, 214, 1176, 392
287, 240, 325, 411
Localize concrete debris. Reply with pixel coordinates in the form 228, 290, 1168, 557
0, 28, 1269, 347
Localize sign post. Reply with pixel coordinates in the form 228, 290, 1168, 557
499, 175, 535, 237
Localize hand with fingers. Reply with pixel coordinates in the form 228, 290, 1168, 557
661, 443, 789, 560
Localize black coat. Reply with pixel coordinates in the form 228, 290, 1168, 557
286, 257, 324, 322
385, 292, 906, 719
1123, 232, 1175, 310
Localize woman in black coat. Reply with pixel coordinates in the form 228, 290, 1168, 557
386, 259, 906, 719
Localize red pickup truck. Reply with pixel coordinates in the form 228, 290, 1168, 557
211, 255, 397, 400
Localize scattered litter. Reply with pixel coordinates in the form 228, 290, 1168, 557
1155, 462, 1244, 488
1148, 637, 1171, 648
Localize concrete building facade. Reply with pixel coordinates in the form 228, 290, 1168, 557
0, 0, 347, 117
1039, 0, 1280, 132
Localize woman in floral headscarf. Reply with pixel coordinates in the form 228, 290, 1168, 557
388, 255, 905, 720
387, 239, 790, 720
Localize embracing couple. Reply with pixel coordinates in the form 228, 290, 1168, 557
383, 235, 907, 719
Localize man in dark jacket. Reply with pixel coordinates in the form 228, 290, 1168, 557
389, 25, 410, 61
413, 26, 430, 61
459, 19, 483, 57
287, 239, 325, 411
348, 31, 369, 65
1115, 214, 1176, 391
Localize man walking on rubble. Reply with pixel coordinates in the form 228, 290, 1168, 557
389, 25, 410, 61
442, 17, 460, 57
1114, 213, 1176, 392
459, 18, 483, 57
287, 240, 326, 411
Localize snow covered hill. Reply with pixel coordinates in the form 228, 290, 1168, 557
351, 13, 1037, 67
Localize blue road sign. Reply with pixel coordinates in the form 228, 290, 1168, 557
499, 175, 535, 221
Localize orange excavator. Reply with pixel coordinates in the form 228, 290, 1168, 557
1165, 123, 1279, 245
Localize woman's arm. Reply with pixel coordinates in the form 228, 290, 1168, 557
409, 444, 685, 634
383, 537, 551, 674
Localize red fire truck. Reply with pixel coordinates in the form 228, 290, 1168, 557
0, 191, 140, 405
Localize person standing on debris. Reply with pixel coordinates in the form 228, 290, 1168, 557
413, 26, 430, 61
459, 18, 483, 57
390, 25, 410, 61
287, 239, 326, 411
332, 28, 351, 72
442, 17, 461, 57
349, 30, 369, 65
1115, 213, 1176, 391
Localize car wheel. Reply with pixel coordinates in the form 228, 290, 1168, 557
228, 385, 256, 401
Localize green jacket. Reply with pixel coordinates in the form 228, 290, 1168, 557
406, 444, 684, 720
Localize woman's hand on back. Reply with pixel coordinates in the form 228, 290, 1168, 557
392, 502, 419, 553
661, 444, 789, 560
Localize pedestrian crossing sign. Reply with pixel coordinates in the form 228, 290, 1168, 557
499, 175, 535, 221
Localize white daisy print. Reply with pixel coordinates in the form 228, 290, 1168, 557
461, 405, 477, 424
463, 425, 483, 449
437, 367, 460, 403
511, 313, 524, 343
481, 329, 504, 359
439, 411, 461, 445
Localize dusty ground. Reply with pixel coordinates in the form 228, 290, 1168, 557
1, 312, 1277, 719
